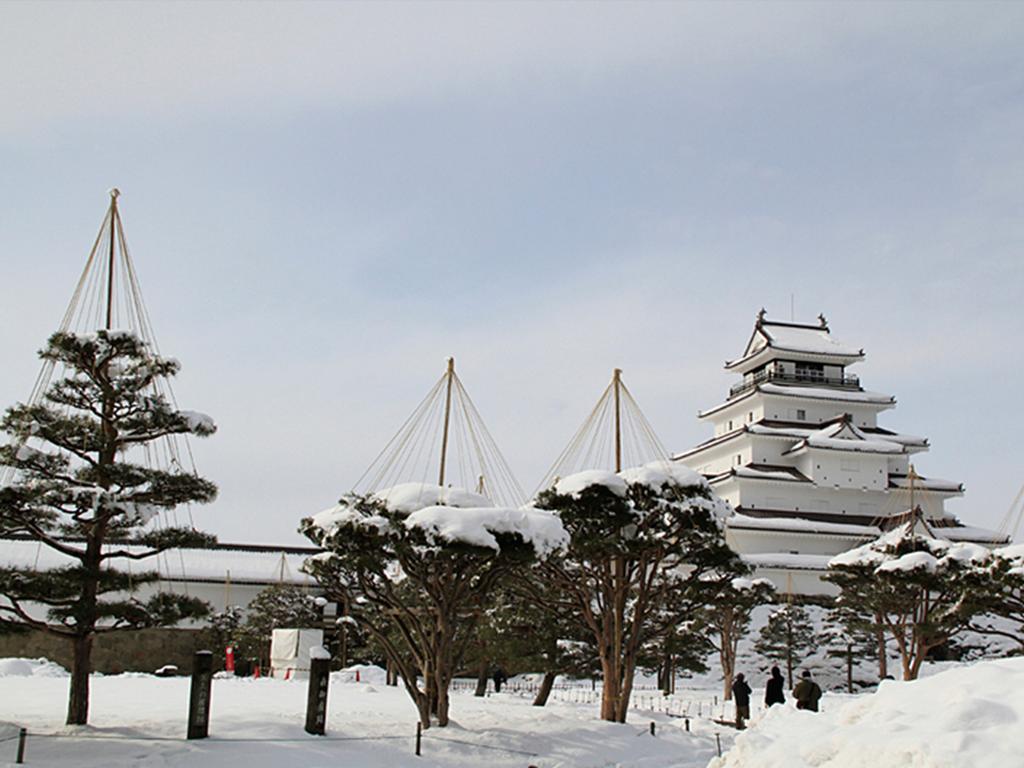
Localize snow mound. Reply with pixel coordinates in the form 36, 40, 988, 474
710, 658, 1024, 768
0, 658, 69, 678
332, 664, 388, 685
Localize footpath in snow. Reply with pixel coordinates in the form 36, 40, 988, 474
0, 661, 731, 768
711, 657, 1024, 768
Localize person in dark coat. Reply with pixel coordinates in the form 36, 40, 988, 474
765, 666, 786, 707
492, 665, 508, 693
732, 673, 752, 729
792, 670, 822, 712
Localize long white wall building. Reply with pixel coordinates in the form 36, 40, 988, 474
674, 311, 1006, 595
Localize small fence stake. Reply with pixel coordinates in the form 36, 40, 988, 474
684, 718, 690, 732
716, 733, 722, 757
16, 728, 26, 764
649, 721, 655, 736
415, 721, 422, 756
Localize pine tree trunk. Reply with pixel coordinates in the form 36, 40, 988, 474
876, 623, 888, 679
786, 615, 794, 689
600, 656, 619, 722
474, 660, 489, 697
435, 681, 450, 727
615, 657, 637, 723
66, 634, 93, 725
533, 671, 556, 706
721, 616, 735, 702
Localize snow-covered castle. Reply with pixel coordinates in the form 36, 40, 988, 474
674, 311, 1005, 595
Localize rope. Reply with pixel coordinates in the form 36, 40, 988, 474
533, 370, 668, 495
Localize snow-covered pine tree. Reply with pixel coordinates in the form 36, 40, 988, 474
970, 545, 1024, 654
825, 599, 889, 681
300, 483, 567, 728
702, 576, 774, 700
530, 463, 745, 723
0, 330, 217, 724
491, 576, 601, 705
754, 603, 818, 688
824, 522, 990, 680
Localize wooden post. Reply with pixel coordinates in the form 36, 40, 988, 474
438, 358, 455, 486
187, 650, 214, 739
105, 189, 119, 331
716, 733, 722, 757
15, 728, 26, 764
684, 717, 690, 732
305, 655, 331, 735
415, 721, 422, 756
612, 369, 622, 472
649, 721, 655, 736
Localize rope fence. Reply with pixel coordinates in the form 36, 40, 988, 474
5, 727, 553, 763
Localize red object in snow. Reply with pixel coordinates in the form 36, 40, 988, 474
225, 646, 235, 673
356, 670, 361, 683
253, 663, 261, 679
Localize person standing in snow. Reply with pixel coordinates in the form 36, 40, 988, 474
732, 673, 752, 729
793, 670, 822, 712
765, 666, 786, 707
492, 665, 508, 693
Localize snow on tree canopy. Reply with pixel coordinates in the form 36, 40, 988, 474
179, 410, 216, 433
730, 576, 774, 591
371, 482, 492, 512
553, 461, 709, 498
554, 470, 627, 498
993, 544, 1024, 576
404, 505, 568, 556
308, 482, 567, 557
829, 522, 991, 571
619, 462, 707, 491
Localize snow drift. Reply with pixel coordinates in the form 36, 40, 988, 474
711, 657, 1024, 768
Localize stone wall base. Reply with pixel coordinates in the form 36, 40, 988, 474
0, 628, 207, 674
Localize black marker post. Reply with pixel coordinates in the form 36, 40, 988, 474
187, 650, 214, 739
305, 648, 331, 735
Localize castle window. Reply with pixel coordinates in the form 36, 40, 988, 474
796, 409, 806, 421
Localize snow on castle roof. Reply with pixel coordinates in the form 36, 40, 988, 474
728, 514, 880, 537
784, 419, 907, 456
761, 322, 863, 357
726, 317, 864, 370
757, 382, 895, 405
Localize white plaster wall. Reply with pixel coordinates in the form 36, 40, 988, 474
727, 528, 868, 557
751, 567, 838, 597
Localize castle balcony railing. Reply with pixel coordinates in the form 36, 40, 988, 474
729, 370, 862, 399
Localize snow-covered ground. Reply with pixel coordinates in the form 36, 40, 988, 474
710, 656, 1024, 768
4, 656, 1023, 767
0, 660, 732, 768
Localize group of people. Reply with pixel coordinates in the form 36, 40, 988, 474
730, 666, 822, 729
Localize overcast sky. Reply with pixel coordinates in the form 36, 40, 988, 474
1, 1, 1022, 545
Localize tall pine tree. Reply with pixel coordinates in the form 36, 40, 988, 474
754, 602, 818, 688
0, 330, 217, 724
530, 464, 745, 722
